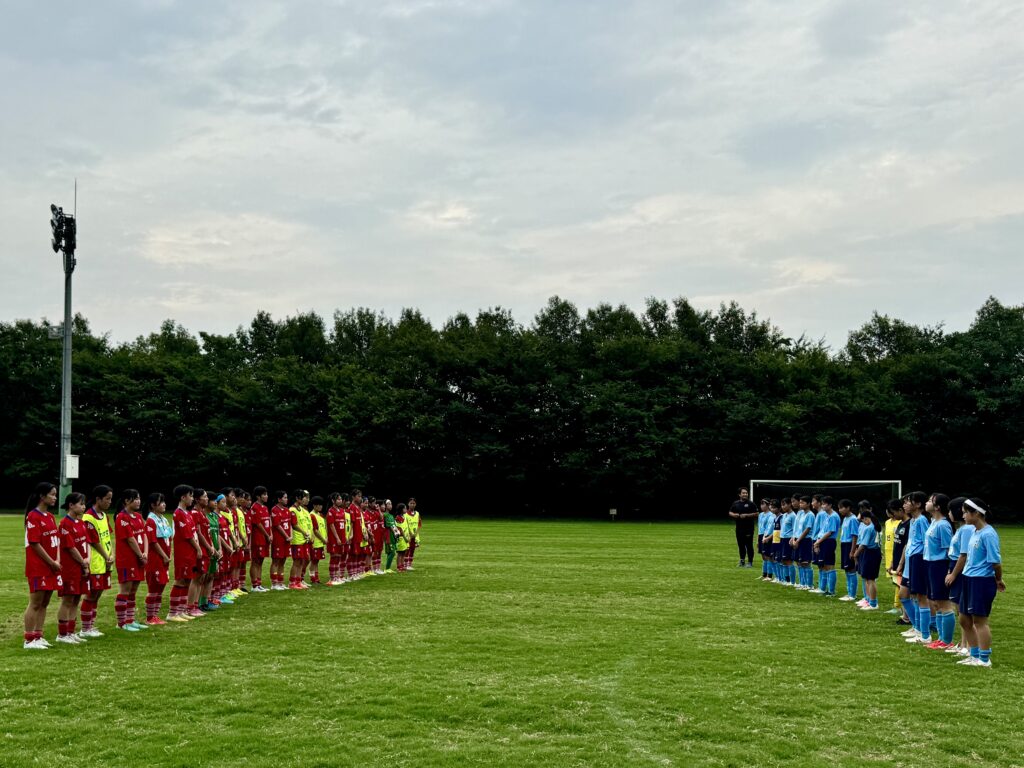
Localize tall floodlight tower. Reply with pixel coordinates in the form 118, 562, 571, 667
50, 202, 78, 504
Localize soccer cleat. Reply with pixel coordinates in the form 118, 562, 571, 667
927, 640, 950, 650
128, 622, 148, 630
289, 584, 303, 590
119, 624, 140, 632
808, 588, 823, 594
166, 615, 189, 623
905, 634, 927, 644
24, 638, 48, 650
188, 608, 206, 618
901, 628, 919, 638
896, 617, 912, 626
407, 566, 415, 571
80, 628, 104, 638
885, 608, 902, 615
944, 644, 962, 654
73, 632, 88, 642
860, 604, 878, 611
974, 659, 992, 667
147, 617, 167, 626
856, 599, 869, 607
957, 657, 982, 666
838, 595, 855, 602
56, 634, 79, 645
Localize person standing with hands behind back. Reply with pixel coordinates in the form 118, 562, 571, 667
729, 488, 758, 568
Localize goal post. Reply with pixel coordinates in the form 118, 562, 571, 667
749, 479, 903, 510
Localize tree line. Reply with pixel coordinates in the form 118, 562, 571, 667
2, 296, 1022, 518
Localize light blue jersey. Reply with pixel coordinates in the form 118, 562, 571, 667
758, 511, 774, 536
839, 515, 859, 543
795, 510, 813, 540
781, 511, 797, 538
905, 514, 928, 556
924, 518, 952, 561
811, 510, 825, 539
963, 525, 1001, 578
818, 510, 840, 541
948, 524, 974, 560
858, 523, 880, 549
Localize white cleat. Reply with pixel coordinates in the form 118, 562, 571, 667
957, 657, 982, 666
838, 595, 854, 602
860, 604, 878, 611
23, 638, 48, 650
808, 588, 824, 594
55, 634, 80, 645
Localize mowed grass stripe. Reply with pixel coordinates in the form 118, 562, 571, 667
1, 516, 1022, 768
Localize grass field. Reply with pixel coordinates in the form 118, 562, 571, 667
1, 516, 1023, 768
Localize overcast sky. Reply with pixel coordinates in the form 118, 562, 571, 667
2, 1, 1023, 347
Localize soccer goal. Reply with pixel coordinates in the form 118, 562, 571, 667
749, 479, 903, 510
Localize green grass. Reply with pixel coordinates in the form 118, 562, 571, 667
1, 515, 1023, 767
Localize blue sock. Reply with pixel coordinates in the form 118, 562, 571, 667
980, 649, 991, 663
869, 596, 877, 607
918, 606, 931, 638
900, 597, 915, 622
930, 613, 937, 631
789, 564, 797, 583
831, 571, 839, 594
847, 573, 857, 597
803, 567, 811, 587
946, 612, 957, 644
814, 568, 821, 589
970, 646, 980, 659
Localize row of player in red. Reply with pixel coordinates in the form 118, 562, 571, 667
22, 482, 423, 649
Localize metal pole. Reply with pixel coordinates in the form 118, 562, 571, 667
59, 248, 74, 505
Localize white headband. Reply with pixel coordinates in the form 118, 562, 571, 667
964, 498, 987, 516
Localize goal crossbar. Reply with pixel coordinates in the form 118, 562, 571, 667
749, 479, 903, 499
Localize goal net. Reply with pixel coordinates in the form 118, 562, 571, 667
749, 479, 903, 511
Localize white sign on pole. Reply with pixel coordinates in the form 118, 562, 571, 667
66, 454, 80, 479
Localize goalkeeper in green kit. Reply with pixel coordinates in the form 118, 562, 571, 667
383, 500, 399, 573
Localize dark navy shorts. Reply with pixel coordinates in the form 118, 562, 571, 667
927, 558, 951, 601
818, 538, 836, 567
857, 547, 881, 580
840, 541, 853, 571
797, 538, 813, 563
963, 575, 997, 617
908, 553, 927, 596
947, 561, 963, 602
782, 540, 794, 561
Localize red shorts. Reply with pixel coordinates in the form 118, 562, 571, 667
272, 543, 290, 560
291, 544, 310, 560
252, 543, 269, 560
312, 547, 325, 561
237, 549, 250, 565
147, 567, 169, 588
328, 544, 345, 556
218, 555, 231, 575
119, 566, 143, 584
28, 574, 62, 593
88, 572, 112, 592
174, 557, 199, 582
60, 572, 86, 597
198, 556, 210, 575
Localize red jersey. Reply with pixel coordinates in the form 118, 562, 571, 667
145, 515, 170, 573
326, 506, 346, 547
217, 514, 230, 546
271, 504, 292, 545
173, 507, 197, 562
115, 510, 147, 569
191, 508, 212, 550
252, 502, 273, 544
58, 514, 89, 581
349, 504, 363, 546
25, 509, 60, 578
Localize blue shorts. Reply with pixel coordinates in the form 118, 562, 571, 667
857, 548, 882, 580
840, 542, 853, 571
908, 553, 927, 596
797, 538, 813, 563
772, 541, 783, 560
963, 575, 997, 617
818, 538, 836, 567
927, 558, 951, 601
781, 540, 794, 561
947, 561, 963, 602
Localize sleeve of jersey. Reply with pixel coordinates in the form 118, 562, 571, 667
25, 515, 43, 544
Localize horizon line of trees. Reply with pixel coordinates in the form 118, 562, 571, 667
1, 296, 1022, 518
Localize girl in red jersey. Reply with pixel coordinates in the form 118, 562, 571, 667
270, 490, 292, 591
144, 492, 172, 626
80, 485, 114, 638
348, 490, 365, 579
249, 486, 272, 592
57, 492, 90, 645
369, 501, 386, 575
24, 482, 61, 650
169, 484, 201, 622
114, 489, 149, 631
326, 493, 347, 585
189, 488, 214, 617
235, 489, 251, 593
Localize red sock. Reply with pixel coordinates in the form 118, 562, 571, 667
126, 595, 137, 624
115, 594, 128, 626
81, 599, 96, 631
70, 618, 77, 634
57, 620, 69, 636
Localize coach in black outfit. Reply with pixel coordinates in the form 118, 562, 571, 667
729, 487, 758, 568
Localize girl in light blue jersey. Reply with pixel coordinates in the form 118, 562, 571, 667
837, 500, 860, 602
943, 497, 972, 656
923, 493, 953, 647
780, 499, 797, 586
957, 498, 1004, 667
852, 501, 882, 610
757, 499, 773, 581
